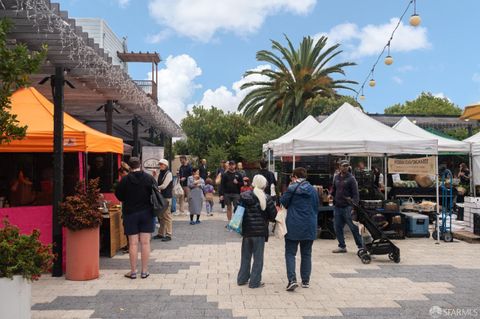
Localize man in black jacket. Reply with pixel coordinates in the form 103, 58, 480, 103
115, 157, 156, 279
331, 160, 363, 253
220, 160, 242, 227
237, 175, 277, 288
178, 155, 192, 213
258, 159, 276, 196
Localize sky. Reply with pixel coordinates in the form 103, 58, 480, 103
59, 0, 480, 124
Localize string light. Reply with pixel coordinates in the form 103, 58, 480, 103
409, 0, 421, 26
12, 0, 183, 137
355, 0, 419, 101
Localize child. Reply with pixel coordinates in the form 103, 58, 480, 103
204, 178, 215, 216
240, 176, 253, 193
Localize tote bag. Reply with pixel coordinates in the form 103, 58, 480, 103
274, 206, 288, 238
228, 205, 245, 234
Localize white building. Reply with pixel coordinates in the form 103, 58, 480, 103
75, 18, 128, 71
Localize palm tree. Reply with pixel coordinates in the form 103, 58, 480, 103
238, 35, 357, 126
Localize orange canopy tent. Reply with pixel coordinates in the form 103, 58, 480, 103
0, 87, 123, 153
460, 103, 480, 120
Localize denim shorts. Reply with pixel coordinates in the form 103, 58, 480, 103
123, 209, 154, 235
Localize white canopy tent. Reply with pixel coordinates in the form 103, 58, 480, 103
464, 133, 480, 187
393, 116, 470, 153
265, 103, 438, 156
263, 115, 321, 153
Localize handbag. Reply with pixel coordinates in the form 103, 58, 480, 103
228, 205, 245, 234
274, 181, 305, 239
173, 180, 184, 197
151, 184, 167, 218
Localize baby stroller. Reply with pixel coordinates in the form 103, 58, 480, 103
350, 200, 401, 264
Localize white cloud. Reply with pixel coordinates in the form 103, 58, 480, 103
195, 65, 272, 113
392, 76, 403, 85
152, 54, 202, 123
146, 30, 172, 44
148, 0, 316, 42
432, 92, 451, 102
117, 0, 130, 8
316, 18, 430, 59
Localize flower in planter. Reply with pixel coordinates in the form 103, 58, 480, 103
59, 178, 103, 231
0, 219, 55, 281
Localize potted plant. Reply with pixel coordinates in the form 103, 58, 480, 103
59, 178, 103, 281
0, 219, 54, 319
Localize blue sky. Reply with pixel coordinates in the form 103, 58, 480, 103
60, 0, 480, 123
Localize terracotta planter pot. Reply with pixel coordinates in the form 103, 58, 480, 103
66, 227, 99, 281
0, 275, 31, 319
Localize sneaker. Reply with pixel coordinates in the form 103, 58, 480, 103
189, 221, 195, 225
286, 281, 298, 292
153, 234, 164, 240
332, 247, 347, 253
161, 236, 172, 242
172, 212, 180, 216
222, 208, 226, 213
195, 220, 201, 224
301, 281, 310, 288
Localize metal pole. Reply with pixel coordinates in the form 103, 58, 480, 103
292, 140, 296, 170
470, 143, 476, 197
132, 117, 139, 157
52, 66, 64, 277
384, 155, 388, 200
435, 155, 440, 244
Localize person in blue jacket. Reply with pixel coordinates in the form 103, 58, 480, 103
280, 167, 319, 292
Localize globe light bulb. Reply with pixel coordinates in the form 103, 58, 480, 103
384, 55, 394, 65
410, 14, 421, 26
369, 79, 376, 87
360, 94, 366, 100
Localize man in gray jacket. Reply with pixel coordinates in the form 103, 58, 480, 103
331, 160, 363, 253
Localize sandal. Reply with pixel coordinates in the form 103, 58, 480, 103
124, 272, 137, 279
141, 272, 150, 279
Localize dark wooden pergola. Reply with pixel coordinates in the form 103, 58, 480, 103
0, 0, 182, 139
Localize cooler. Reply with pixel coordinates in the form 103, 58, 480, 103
402, 212, 430, 238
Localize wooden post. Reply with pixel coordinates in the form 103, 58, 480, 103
52, 66, 64, 277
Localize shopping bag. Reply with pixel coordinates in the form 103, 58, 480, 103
274, 206, 288, 238
228, 205, 245, 234
173, 180, 184, 197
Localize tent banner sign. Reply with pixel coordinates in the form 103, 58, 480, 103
388, 157, 435, 175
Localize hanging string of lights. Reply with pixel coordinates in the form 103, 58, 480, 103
12, 0, 183, 137
356, 0, 421, 101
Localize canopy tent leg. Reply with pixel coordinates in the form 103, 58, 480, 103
470, 145, 476, 197
435, 155, 440, 244
292, 140, 296, 170
384, 155, 388, 200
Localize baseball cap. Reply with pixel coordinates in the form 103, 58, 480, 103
228, 160, 236, 165
159, 159, 169, 167
339, 160, 350, 166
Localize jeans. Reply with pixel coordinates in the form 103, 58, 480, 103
237, 237, 265, 288
285, 239, 313, 283
334, 205, 363, 249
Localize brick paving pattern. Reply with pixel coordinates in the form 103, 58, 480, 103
30, 203, 480, 319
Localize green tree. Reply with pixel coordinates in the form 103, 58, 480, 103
238, 35, 357, 126
177, 106, 251, 161
384, 92, 462, 116
305, 95, 362, 116
0, 19, 47, 144
237, 122, 290, 163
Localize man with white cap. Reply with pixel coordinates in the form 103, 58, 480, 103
154, 159, 174, 242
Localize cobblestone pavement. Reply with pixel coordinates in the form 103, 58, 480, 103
31, 202, 480, 319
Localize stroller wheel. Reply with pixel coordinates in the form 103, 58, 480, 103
390, 253, 401, 263
360, 254, 371, 264
432, 231, 438, 240
357, 249, 366, 258
443, 232, 453, 242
